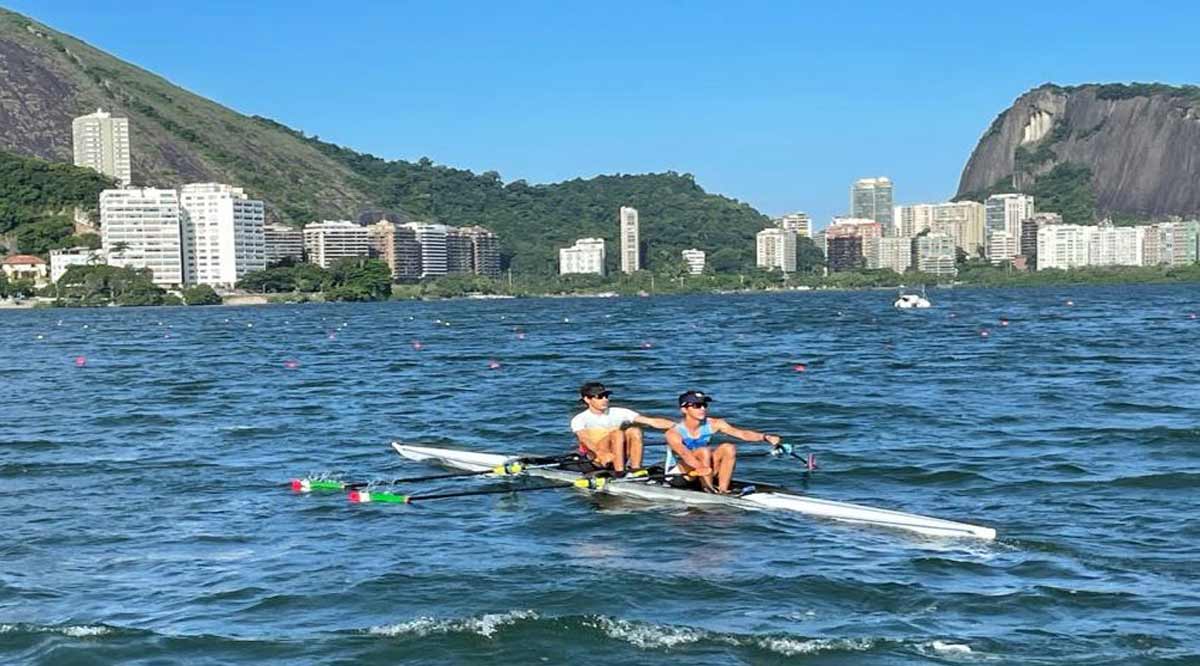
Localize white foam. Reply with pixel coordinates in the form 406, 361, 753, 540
587, 617, 707, 649
368, 610, 537, 639
0, 624, 111, 638
930, 640, 973, 654
757, 636, 875, 656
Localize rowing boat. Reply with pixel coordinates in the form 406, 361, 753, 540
390, 442, 997, 540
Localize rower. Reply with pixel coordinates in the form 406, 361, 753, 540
665, 390, 781, 493
571, 382, 675, 474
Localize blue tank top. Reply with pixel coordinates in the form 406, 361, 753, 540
674, 421, 713, 450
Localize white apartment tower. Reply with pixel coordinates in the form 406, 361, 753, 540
915, 233, 957, 276
73, 109, 132, 186
404, 222, 449, 278
681, 249, 706, 275
179, 183, 266, 288
896, 204, 934, 238
303, 220, 371, 269
1037, 224, 1093, 270
851, 178, 894, 233
870, 237, 914, 273
1089, 224, 1145, 267
264, 223, 305, 264
985, 194, 1035, 263
560, 238, 607, 275
619, 206, 640, 273
756, 228, 797, 272
100, 187, 183, 286
776, 212, 812, 238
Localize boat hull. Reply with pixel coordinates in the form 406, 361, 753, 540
390, 443, 996, 540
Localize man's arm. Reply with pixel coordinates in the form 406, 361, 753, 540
711, 418, 781, 446
632, 414, 675, 430
665, 429, 711, 474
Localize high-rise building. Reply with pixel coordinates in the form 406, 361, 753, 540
985, 194, 1035, 262
756, 228, 796, 272
73, 109, 131, 186
932, 201, 986, 257
851, 178, 894, 233
179, 183, 265, 288
367, 221, 422, 280
896, 204, 934, 238
1019, 213, 1062, 270
826, 236, 863, 272
303, 220, 371, 269
826, 217, 882, 261
560, 238, 606, 275
619, 206, 640, 273
776, 212, 812, 238
915, 233, 957, 276
456, 225, 501, 277
101, 187, 183, 286
264, 223, 305, 265
1089, 223, 1144, 267
403, 223, 449, 278
445, 228, 474, 274
870, 237, 914, 273
682, 249, 706, 275
1037, 224, 1093, 270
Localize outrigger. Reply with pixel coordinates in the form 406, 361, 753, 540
303, 443, 995, 540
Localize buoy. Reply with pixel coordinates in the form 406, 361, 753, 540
283, 359, 299, 369
74, 356, 87, 367
1065, 300, 1074, 306
1190, 313, 1197, 320
411, 340, 423, 351
980, 329, 990, 338
36, 334, 43, 340
793, 363, 807, 372
641, 341, 653, 349
488, 360, 502, 369
999, 318, 1009, 327
948, 313, 957, 319
517, 332, 526, 340
327, 333, 336, 340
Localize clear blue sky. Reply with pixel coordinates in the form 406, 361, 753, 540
9, 1, 1197, 226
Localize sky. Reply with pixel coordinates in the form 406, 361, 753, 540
9, 1, 1199, 227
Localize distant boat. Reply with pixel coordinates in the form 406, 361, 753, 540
894, 286, 932, 309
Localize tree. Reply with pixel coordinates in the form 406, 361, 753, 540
325, 258, 391, 301
182, 284, 222, 305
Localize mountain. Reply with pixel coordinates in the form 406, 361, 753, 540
0, 7, 771, 273
957, 83, 1200, 221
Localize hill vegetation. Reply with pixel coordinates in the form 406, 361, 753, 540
0, 149, 111, 254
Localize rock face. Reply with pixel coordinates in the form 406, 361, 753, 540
957, 84, 1200, 218
0, 8, 372, 223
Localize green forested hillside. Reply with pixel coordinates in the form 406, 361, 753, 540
0, 149, 112, 254
259, 119, 771, 274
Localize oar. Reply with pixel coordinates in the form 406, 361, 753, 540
291, 455, 581, 492
348, 470, 648, 504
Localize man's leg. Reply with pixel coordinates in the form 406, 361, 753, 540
606, 430, 627, 472
624, 427, 644, 469
713, 442, 737, 492
692, 447, 715, 490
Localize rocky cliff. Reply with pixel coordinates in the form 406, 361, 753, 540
957, 83, 1200, 219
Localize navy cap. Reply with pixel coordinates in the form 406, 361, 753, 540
678, 390, 713, 407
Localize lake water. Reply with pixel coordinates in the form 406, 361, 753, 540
2, 285, 1198, 665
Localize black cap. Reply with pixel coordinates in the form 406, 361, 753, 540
678, 390, 713, 407
580, 382, 612, 399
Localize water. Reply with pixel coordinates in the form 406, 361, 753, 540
2, 285, 1198, 665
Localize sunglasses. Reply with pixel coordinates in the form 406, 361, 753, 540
683, 403, 708, 409
586, 392, 612, 399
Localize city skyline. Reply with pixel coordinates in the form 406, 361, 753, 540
9, 1, 1197, 226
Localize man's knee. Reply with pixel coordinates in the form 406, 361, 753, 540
624, 426, 643, 443
718, 442, 736, 457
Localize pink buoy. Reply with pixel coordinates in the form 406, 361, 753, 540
1190, 313, 1197, 320
792, 363, 807, 372
74, 355, 87, 367
488, 360, 502, 370
283, 359, 299, 369
516, 332, 526, 340
980, 329, 990, 338
640, 341, 653, 349
948, 313, 957, 319
999, 318, 1009, 327
411, 340, 423, 351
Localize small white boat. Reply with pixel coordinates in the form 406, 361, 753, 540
390, 443, 996, 540
894, 287, 932, 309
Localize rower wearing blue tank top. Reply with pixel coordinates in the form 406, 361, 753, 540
665, 390, 782, 494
